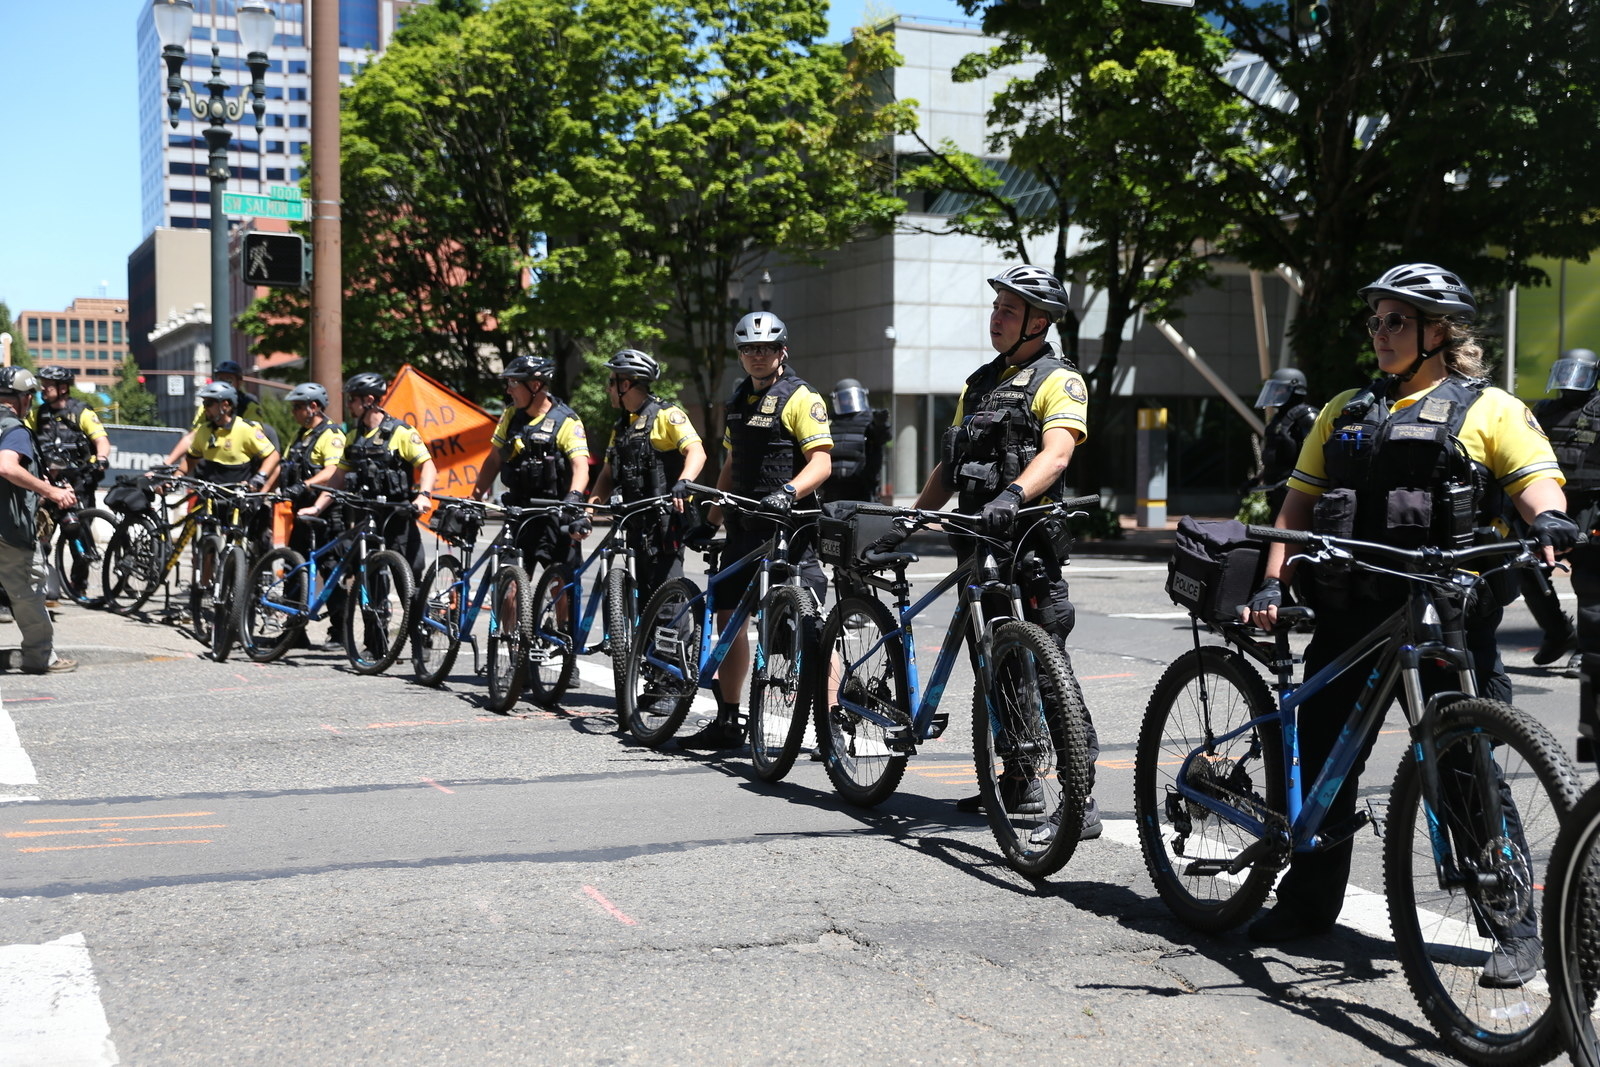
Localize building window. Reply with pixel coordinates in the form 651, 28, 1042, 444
57, 319, 67, 341
113, 322, 124, 344
266, 168, 285, 180
289, 114, 308, 128
98, 321, 108, 343
26, 319, 38, 342
290, 168, 302, 181
266, 140, 285, 153
291, 141, 308, 156
265, 114, 284, 127
289, 88, 307, 101
40, 320, 51, 342
289, 60, 307, 74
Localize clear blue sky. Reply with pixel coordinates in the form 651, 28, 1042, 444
0, 0, 969, 319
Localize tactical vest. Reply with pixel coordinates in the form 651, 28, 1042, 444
33, 400, 93, 473
828, 411, 873, 482
725, 372, 810, 499
280, 420, 338, 489
0, 413, 37, 550
1539, 392, 1600, 498
1260, 402, 1316, 489
344, 415, 415, 501
1320, 376, 1497, 549
609, 398, 685, 503
501, 400, 578, 501
947, 348, 1072, 512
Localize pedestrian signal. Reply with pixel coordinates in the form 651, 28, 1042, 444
240, 232, 309, 288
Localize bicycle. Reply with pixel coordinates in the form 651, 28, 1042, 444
1545, 775, 1600, 1067
234, 491, 417, 675
621, 484, 822, 782
186, 481, 272, 662
814, 497, 1098, 879
38, 462, 116, 609
523, 494, 676, 707
409, 497, 544, 712
1136, 526, 1584, 1066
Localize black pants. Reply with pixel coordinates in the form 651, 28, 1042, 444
711, 520, 826, 612
1571, 546, 1600, 762
625, 510, 685, 607
514, 515, 581, 577
1274, 606, 1533, 936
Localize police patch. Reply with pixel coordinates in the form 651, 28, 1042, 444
668, 410, 687, 425
1527, 408, 1548, 437
1064, 376, 1088, 403
1418, 397, 1454, 424
760, 396, 779, 414
573, 425, 587, 440
810, 401, 827, 423
1011, 368, 1035, 387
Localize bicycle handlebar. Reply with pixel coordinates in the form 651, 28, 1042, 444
1242, 525, 1581, 573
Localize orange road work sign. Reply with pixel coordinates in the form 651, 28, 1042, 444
383, 364, 496, 520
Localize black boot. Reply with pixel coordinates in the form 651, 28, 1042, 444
678, 696, 745, 751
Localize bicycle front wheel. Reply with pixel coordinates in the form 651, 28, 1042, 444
622, 577, 701, 747
411, 554, 464, 687
55, 507, 115, 608
235, 547, 308, 663
815, 595, 908, 807
486, 564, 532, 712
749, 585, 821, 783
526, 563, 577, 706
343, 549, 415, 675
103, 513, 166, 615
603, 565, 637, 699
1545, 782, 1600, 1067
973, 620, 1090, 879
210, 546, 246, 662
1134, 644, 1285, 932
1384, 698, 1582, 1067
189, 534, 221, 647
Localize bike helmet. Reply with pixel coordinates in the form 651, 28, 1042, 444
500, 355, 555, 382
832, 378, 869, 416
285, 381, 330, 407
1254, 367, 1308, 409
734, 312, 787, 346
37, 366, 74, 384
0, 367, 38, 395
343, 372, 388, 398
214, 360, 244, 377
603, 349, 661, 382
1358, 263, 1477, 322
197, 381, 238, 405
988, 264, 1069, 323
1548, 348, 1599, 394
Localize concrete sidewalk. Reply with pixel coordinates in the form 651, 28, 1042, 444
1, 595, 201, 676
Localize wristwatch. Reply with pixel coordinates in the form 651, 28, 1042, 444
781, 483, 797, 497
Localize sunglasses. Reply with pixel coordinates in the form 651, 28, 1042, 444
738, 344, 782, 357
1366, 312, 1417, 335
607, 377, 629, 385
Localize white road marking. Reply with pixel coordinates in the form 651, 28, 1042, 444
1108, 611, 1193, 620
574, 659, 716, 712
0, 692, 39, 787
0, 932, 120, 1066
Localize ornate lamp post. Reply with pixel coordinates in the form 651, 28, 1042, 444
152, 0, 275, 375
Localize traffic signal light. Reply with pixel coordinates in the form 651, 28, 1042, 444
240, 232, 309, 288
1294, 0, 1331, 33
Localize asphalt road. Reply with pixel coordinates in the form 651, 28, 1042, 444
1, 543, 1595, 1065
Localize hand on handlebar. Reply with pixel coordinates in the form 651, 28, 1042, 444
1531, 509, 1581, 561
1243, 577, 1282, 632
978, 486, 1022, 537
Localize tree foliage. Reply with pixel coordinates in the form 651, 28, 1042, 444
107, 356, 160, 426
0, 302, 34, 371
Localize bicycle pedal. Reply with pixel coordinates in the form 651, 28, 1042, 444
1364, 798, 1387, 840
923, 711, 949, 741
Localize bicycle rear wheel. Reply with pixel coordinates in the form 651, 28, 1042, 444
1545, 782, 1600, 1067
103, 513, 166, 615
814, 595, 908, 807
343, 549, 415, 675
1134, 644, 1285, 931
1383, 698, 1582, 1067
55, 507, 115, 608
210, 546, 246, 662
411, 554, 464, 686
974, 620, 1090, 879
526, 563, 577, 706
486, 564, 532, 712
749, 585, 820, 783
236, 547, 308, 663
190, 535, 221, 648
622, 577, 701, 747
603, 565, 636, 699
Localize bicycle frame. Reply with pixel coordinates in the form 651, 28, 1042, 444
257, 502, 397, 623
551, 502, 667, 657
416, 504, 540, 668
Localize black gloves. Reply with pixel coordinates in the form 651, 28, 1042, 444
760, 489, 794, 514
867, 526, 910, 555
565, 513, 593, 537
1532, 509, 1582, 552
563, 490, 586, 505
979, 485, 1023, 536
1246, 577, 1283, 615
670, 479, 691, 504
247, 473, 267, 492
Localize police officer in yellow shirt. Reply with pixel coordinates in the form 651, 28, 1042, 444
270, 382, 345, 554
30, 366, 110, 502
178, 381, 279, 490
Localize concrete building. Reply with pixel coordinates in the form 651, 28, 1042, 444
147, 303, 216, 428
12, 298, 134, 384
126, 228, 209, 370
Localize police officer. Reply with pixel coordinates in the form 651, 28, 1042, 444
1244, 263, 1574, 984
304, 373, 436, 575
587, 349, 706, 603
164, 359, 269, 465
30, 366, 110, 503
269, 382, 345, 551
1534, 347, 1600, 751
910, 264, 1100, 842
471, 355, 590, 572
677, 311, 832, 751
1251, 367, 1317, 519
821, 378, 890, 504
0, 367, 77, 673
177, 381, 279, 490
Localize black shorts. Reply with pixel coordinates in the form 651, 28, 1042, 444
710, 523, 826, 612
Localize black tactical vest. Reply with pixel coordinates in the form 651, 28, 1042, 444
1538, 392, 1600, 497
33, 400, 92, 472
1320, 376, 1496, 548
948, 347, 1073, 512
501, 400, 578, 501
344, 415, 415, 501
280, 420, 338, 489
725, 372, 812, 499
609, 397, 685, 503
1260, 401, 1316, 489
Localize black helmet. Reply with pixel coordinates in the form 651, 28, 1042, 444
734, 312, 787, 346
0, 367, 38, 395
1358, 263, 1476, 322
37, 366, 74, 384
832, 378, 869, 416
286, 382, 330, 407
214, 360, 244, 377
501, 355, 555, 382
603, 349, 660, 382
343, 372, 387, 398
197, 381, 238, 405
988, 264, 1069, 323
1253, 367, 1308, 409
1548, 348, 1599, 393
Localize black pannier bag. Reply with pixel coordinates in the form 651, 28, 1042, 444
1166, 516, 1265, 625
105, 475, 156, 515
428, 503, 483, 546
818, 500, 904, 571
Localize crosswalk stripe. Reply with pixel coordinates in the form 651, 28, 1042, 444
0, 932, 120, 1065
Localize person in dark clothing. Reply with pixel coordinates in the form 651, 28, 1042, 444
820, 379, 890, 504
1250, 367, 1317, 519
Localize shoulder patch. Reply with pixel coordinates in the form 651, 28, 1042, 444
810, 401, 828, 423
1527, 408, 1547, 437
408, 430, 424, 447
667, 410, 687, 426
572, 424, 587, 440
252, 427, 268, 442
1064, 376, 1088, 403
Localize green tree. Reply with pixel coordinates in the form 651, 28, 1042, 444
107, 356, 160, 426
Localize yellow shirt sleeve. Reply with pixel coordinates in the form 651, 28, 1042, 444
1032, 368, 1090, 444
311, 426, 345, 469
651, 405, 702, 454
78, 407, 108, 443
556, 416, 590, 462
391, 424, 432, 469
490, 409, 515, 450
783, 385, 833, 454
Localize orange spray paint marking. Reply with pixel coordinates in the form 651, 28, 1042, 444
582, 885, 637, 925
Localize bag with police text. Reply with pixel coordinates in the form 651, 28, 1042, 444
1166, 517, 1265, 625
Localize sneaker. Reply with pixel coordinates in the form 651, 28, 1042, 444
323, 632, 345, 651
1028, 797, 1103, 846
1534, 630, 1577, 666
958, 777, 1046, 815
677, 718, 745, 750
1563, 651, 1582, 679
22, 657, 78, 675
1247, 904, 1336, 943
1480, 936, 1542, 988
0, 607, 12, 624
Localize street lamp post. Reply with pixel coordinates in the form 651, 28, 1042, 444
152, 0, 275, 377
